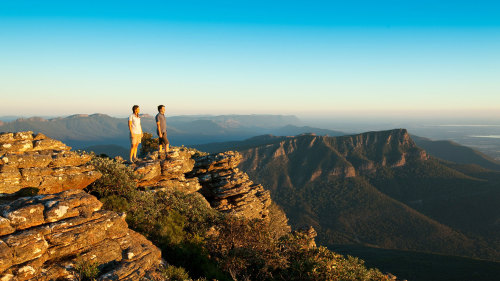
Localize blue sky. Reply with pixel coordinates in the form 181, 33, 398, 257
1, 1, 499, 118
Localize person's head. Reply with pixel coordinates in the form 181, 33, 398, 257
132, 105, 140, 115
158, 105, 165, 114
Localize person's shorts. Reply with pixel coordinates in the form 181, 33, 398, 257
130, 133, 142, 146
159, 132, 169, 145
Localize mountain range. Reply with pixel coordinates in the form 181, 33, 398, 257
412, 135, 500, 171
3, 115, 500, 279
0, 114, 343, 149
197, 129, 500, 278
3, 116, 500, 254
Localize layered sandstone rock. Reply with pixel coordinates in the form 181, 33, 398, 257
0, 132, 101, 194
131, 147, 202, 194
0, 189, 161, 280
132, 149, 272, 221
189, 151, 272, 221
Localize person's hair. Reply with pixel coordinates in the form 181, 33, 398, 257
158, 105, 165, 112
132, 105, 139, 113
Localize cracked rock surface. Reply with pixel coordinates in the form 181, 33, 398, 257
0, 189, 161, 280
189, 151, 272, 221
0, 132, 101, 195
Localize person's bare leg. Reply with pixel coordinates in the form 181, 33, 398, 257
133, 143, 139, 160
129, 144, 134, 162
166, 143, 169, 152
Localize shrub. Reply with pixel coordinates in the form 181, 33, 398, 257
205, 216, 284, 280
74, 258, 100, 281
100, 195, 130, 213
275, 234, 391, 281
205, 216, 391, 281
87, 155, 139, 198
160, 264, 190, 281
119, 190, 229, 280
141, 132, 159, 157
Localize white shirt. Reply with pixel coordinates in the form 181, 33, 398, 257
129, 114, 142, 135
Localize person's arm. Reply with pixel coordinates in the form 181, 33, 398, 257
140, 119, 143, 138
156, 121, 162, 137
128, 120, 133, 136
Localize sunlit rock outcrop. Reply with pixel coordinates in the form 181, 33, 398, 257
0, 189, 161, 280
189, 151, 272, 221
132, 148, 273, 221
0, 132, 101, 195
132, 147, 202, 194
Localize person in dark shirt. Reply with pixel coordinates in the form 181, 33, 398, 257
155, 104, 169, 153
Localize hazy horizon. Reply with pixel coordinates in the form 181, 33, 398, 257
2, 111, 500, 160
3, 112, 500, 124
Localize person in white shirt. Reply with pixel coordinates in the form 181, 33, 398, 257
128, 105, 143, 162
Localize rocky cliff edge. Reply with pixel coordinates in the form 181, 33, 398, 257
0, 131, 101, 195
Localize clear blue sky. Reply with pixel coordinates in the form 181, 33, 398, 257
1, 1, 499, 118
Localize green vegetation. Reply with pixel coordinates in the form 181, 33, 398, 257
206, 216, 389, 281
74, 258, 100, 281
87, 155, 138, 197
157, 264, 209, 281
87, 155, 393, 281
140, 132, 159, 157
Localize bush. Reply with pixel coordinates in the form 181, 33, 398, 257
74, 258, 100, 281
141, 132, 159, 157
160, 264, 190, 281
100, 195, 130, 213
204, 216, 391, 281
206, 216, 284, 280
87, 155, 139, 198
118, 190, 229, 280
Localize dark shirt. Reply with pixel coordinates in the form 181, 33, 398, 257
155, 113, 167, 134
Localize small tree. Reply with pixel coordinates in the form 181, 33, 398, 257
140, 132, 159, 157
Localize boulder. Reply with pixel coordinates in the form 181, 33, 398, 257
133, 147, 198, 194
0, 189, 162, 280
191, 151, 272, 221
0, 132, 101, 194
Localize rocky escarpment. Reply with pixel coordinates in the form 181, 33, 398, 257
0, 189, 161, 280
239, 129, 429, 181
0, 131, 101, 194
131, 149, 272, 221
328, 128, 428, 170
189, 151, 272, 221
